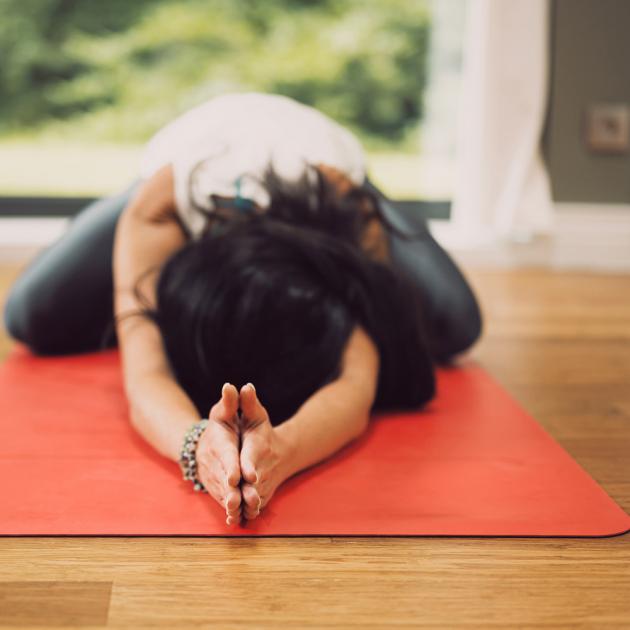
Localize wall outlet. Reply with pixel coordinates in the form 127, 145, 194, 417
585, 103, 630, 154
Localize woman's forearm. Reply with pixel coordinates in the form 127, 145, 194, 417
114, 295, 201, 463
274, 375, 373, 483
274, 325, 379, 482
112, 166, 198, 463
125, 368, 201, 463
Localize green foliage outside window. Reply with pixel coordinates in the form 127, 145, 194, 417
0, 0, 429, 149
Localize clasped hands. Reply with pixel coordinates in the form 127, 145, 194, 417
194, 382, 289, 526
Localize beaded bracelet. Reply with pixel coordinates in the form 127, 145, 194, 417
179, 419, 209, 493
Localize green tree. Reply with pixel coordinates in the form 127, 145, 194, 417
0, 0, 430, 147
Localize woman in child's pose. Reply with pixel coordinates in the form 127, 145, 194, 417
3, 92, 482, 525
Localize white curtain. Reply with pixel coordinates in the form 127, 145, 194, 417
448, 0, 554, 246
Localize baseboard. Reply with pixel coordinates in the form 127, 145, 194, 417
429, 203, 630, 272
0, 217, 69, 263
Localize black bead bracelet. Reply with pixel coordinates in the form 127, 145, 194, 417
179, 419, 209, 493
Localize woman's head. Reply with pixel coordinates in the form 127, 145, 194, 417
126, 166, 436, 425
137, 216, 435, 425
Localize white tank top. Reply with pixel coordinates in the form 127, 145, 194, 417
139, 92, 366, 239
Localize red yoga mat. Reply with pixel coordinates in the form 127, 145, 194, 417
0, 343, 628, 537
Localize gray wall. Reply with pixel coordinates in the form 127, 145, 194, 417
544, 0, 630, 203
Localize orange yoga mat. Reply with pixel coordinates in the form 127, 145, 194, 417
1, 343, 629, 537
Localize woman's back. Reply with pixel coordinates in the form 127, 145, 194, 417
138, 92, 367, 240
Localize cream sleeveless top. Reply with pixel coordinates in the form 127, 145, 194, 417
139, 92, 366, 238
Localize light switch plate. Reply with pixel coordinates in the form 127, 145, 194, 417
585, 103, 630, 154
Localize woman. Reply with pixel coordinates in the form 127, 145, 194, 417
3, 92, 482, 526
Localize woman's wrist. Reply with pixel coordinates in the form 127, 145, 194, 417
124, 369, 207, 464
161, 416, 199, 463
273, 421, 300, 482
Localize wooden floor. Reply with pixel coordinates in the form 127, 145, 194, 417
0, 262, 629, 629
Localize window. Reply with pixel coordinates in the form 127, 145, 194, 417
0, 0, 466, 214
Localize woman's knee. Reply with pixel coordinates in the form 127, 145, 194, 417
3, 286, 27, 343
3, 279, 44, 350
432, 291, 483, 363
2, 184, 136, 355
3, 281, 61, 354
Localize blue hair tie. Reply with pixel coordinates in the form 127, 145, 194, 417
232, 176, 256, 214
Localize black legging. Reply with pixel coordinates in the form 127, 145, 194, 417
364, 181, 483, 363
2, 179, 482, 362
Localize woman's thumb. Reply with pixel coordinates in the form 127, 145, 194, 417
240, 451, 258, 484
239, 382, 269, 428
211, 382, 239, 424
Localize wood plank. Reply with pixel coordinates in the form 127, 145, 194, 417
0, 581, 111, 627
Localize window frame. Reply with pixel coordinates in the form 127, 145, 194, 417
0, 196, 450, 220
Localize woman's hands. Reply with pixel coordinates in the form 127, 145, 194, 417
194, 381, 294, 526
190, 325, 377, 526
238, 383, 293, 522
194, 383, 243, 526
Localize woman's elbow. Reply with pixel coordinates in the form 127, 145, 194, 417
356, 414, 370, 439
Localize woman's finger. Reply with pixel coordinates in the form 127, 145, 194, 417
239, 446, 259, 485
243, 488, 263, 521
195, 421, 242, 519
205, 384, 243, 486
210, 382, 240, 429
201, 469, 240, 521
225, 487, 242, 514
216, 442, 241, 488
239, 383, 269, 431
241, 482, 261, 511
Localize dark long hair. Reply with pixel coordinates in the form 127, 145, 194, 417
112, 166, 436, 425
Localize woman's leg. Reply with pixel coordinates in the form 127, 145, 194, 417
3, 181, 141, 356
364, 179, 483, 364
